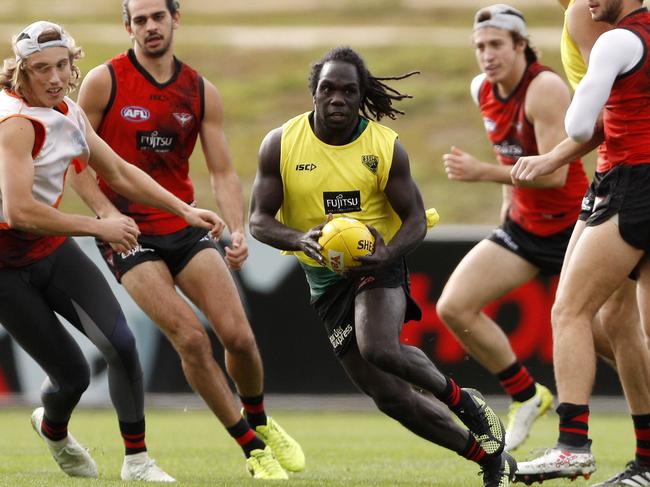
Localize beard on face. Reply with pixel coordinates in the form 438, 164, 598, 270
137, 34, 172, 58
593, 0, 623, 23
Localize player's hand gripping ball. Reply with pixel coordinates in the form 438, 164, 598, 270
318, 217, 375, 274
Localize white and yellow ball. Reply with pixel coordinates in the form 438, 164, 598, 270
318, 217, 375, 274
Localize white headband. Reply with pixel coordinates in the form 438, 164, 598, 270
14, 21, 72, 60
473, 4, 528, 38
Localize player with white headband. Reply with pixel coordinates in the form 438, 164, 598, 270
0, 20, 224, 481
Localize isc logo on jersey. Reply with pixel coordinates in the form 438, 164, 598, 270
295, 163, 316, 171
121, 106, 151, 122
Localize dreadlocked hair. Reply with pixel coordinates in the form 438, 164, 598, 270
308, 46, 419, 121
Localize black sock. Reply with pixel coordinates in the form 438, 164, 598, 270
41, 415, 68, 441
226, 418, 266, 457
240, 394, 268, 430
438, 377, 463, 409
557, 403, 589, 448
458, 434, 488, 464
438, 378, 476, 416
120, 418, 147, 455
437, 379, 485, 434
497, 361, 536, 403
632, 414, 650, 466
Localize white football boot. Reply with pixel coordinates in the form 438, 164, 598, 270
30, 407, 98, 478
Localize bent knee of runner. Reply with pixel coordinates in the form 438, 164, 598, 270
102, 314, 143, 378
42, 364, 91, 414
357, 342, 402, 373
550, 300, 569, 333
173, 326, 213, 363
436, 293, 480, 332
551, 294, 593, 333
63, 363, 91, 396
221, 326, 258, 357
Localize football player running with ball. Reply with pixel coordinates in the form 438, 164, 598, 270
250, 46, 516, 486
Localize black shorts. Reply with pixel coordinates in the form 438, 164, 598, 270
311, 258, 422, 357
97, 226, 218, 282
578, 171, 606, 221
487, 217, 574, 275
586, 164, 650, 251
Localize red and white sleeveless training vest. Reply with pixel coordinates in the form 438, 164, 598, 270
0, 91, 89, 268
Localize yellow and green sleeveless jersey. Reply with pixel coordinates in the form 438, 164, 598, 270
561, 0, 587, 90
278, 112, 402, 296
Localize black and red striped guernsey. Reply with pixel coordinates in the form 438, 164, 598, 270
478, 62, 588, 236
603, 8, 650, 167
96, 49, 204, 235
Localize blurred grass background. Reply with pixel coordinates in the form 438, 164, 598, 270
0, 0, 595, 225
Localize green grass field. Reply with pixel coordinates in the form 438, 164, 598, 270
0, 407, 635, 486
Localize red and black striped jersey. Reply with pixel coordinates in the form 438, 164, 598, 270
96, 50, 204, 235
604, 8, 650, 167
477, 62, 588, 236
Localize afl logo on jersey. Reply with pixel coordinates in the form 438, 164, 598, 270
121, 106, 150, 122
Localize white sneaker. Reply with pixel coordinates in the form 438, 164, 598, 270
514, 443, 596, 484
505, 383, 554, 452
121, 452, 176, 482
30, 407, 98, 478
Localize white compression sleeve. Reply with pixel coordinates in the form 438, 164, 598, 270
565, 28, 644, 142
